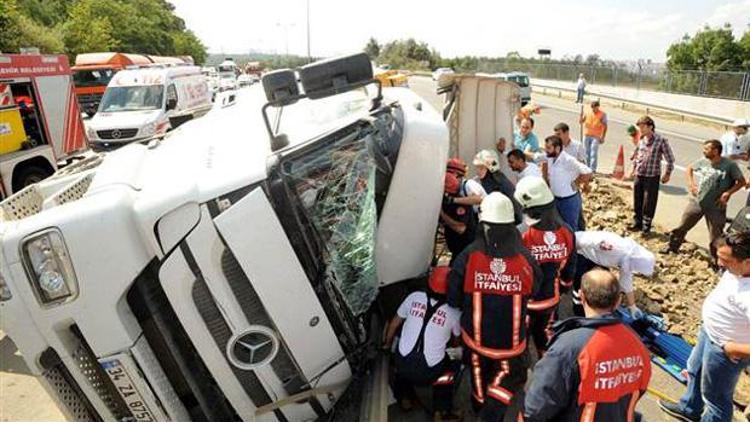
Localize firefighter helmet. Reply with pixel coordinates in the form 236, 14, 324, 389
472, 149, 500, 173
514, 176, 554, 209
479, 192, 515, 224
446, 157, 467, 176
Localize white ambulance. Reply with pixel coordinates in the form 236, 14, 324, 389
0, 54, 88, 199
86, 65, 212, 151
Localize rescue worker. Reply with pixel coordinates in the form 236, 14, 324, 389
473, 150, 522, 224
448, 192, 542, 421
514, 177, 576, 357
573, 230, 656, 318
524, 268, 652, 421
444, 157, 487, 211
384, 266, 462, 421
441, 172, 478, 263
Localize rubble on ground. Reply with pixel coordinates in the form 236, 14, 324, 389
584, 178, 749, 405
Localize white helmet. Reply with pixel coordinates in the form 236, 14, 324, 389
473, 149, 500, 173
732, 118, 749, 128
514, 176, 554, 209
479, 192, 515, 224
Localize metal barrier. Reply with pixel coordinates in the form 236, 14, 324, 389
532, 81, 735, 127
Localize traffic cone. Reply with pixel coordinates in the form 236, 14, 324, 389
612, 145, 625, 180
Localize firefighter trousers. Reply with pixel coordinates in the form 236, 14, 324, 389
528, 308, 556, 357
468, 349, 529, 422
393, 355, 459, 413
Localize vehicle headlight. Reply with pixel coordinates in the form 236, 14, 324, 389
21, 229, 78, 306
86, 127, 97, 140
142, 122, 157, 136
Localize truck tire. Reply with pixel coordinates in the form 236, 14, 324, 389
85, 108, 96, 118
12, 165, 52, 192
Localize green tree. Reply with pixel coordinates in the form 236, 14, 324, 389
666, 24, 746, 71
172, 30, 206, 64
62, 0, 118, 55
0, 0, 24, 53
364, 37, 380, 60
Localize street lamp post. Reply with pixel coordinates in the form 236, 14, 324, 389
306, 0, 311, 62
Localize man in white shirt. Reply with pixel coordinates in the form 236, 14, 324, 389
554, 122, 587, 163
719, 119, 749, 161
574, 230, 655, 318
383, 267, 462, 421
660, 232, 750, 422
542, 135, 593, 230
507, 149, 542, 181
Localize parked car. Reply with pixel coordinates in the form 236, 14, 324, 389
237, 74, 254, 87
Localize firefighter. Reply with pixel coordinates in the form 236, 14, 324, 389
444, 157, 487, 210
514, 177, 576, 357
448, 192, 542, 421
524, 268, 652, 421
383, 266, 462, 421
441, 172, 478, 263
472, 150, 523, 224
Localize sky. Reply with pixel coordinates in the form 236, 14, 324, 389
170, 0, 750, 62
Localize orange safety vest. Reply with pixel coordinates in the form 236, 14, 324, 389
584, 109, 606, 139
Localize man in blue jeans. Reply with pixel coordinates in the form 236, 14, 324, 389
660, 232, 750, 422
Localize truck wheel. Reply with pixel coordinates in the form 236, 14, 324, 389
12, 166, 52, 192
85, 109, 96, 118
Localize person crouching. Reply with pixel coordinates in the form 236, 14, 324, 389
383, 266, 462, 421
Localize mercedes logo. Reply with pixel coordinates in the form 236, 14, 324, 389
226, 326, 278, 370
111, 129, 122, 139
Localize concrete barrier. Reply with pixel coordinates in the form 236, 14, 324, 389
532, 78, 749, 125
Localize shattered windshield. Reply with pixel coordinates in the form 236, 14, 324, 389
282, 131, 378, 315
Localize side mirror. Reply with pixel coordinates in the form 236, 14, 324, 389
262, 69, 299, 106
166, 98, 177, 111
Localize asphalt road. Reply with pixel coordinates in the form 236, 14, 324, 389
409, 75, 749, 251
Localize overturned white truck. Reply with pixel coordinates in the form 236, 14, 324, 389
0, 54, 519, 421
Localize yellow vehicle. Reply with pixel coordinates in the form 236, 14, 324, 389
374, 69, 409, 88
0, 84, 27, 155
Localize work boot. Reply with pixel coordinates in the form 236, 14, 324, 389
434, 410, 463, 422
398, 398, 414, 412
627, 222, 642, 232
660, 244, 679, 254
658, 399, 700, 422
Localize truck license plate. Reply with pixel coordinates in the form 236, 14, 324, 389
99, 357, 157, 421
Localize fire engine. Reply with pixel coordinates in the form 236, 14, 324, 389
0, 54, 88, 200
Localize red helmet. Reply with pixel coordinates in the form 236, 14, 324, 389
444, 172, 460, 195
429, 266, 450, 294
446, 158, 466, 177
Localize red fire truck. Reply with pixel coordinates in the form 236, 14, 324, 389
0, 54, 88, 199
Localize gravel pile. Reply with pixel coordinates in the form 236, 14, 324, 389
583, 178, 749, 406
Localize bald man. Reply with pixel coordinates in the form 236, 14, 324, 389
524, 269, 652, 421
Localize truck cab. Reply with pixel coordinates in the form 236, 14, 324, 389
0, 53, 448, 421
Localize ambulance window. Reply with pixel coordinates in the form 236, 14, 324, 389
281, 129, 378, 315
167, 84, 178, 101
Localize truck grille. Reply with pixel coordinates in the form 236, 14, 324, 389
96, 128, 138, 140
40, 348, 100, 422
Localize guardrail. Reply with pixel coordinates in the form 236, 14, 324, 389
532, 81, 735, 127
